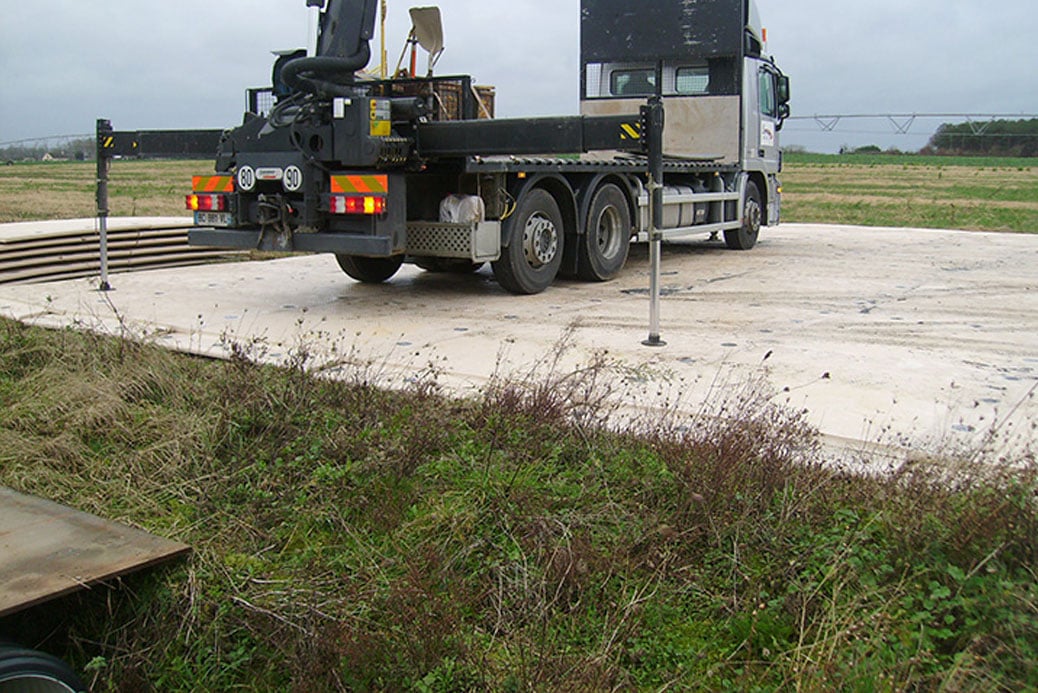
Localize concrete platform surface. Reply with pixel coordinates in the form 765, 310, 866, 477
0, 222, 1035, 456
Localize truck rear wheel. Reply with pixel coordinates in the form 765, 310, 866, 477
725, 180, 761, 250
577, 183, 632, 281
492, 188, 564, 295
335, 254, 403, 283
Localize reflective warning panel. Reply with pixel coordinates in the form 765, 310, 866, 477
192, 175, 235, 193
330, 174, 389, 194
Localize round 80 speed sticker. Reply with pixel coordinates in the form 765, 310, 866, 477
236, 165, 256, 191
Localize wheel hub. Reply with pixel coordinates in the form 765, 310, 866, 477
595, 207, 622, 258
523, 213, 558, 267
745, 199, 762, 232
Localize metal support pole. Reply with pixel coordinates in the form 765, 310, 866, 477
642, 97, 666, 347
95, 119, 112, 291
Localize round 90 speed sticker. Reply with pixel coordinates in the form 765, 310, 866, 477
283, 166, 303, 192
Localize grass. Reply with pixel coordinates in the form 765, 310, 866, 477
0, 317, 1035, 691
780, 153, 1038, 232
0, 160, 202, 223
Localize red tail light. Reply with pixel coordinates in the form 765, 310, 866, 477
329, 195, 386, 215
186, 194, 227, 212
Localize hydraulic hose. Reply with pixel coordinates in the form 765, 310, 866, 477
281, 45, 371, 97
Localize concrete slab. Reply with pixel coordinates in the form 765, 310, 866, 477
0, 487, 189, 617
0, 217, 238, 285
0, 217, 192, 244
0, 222, 1035, 457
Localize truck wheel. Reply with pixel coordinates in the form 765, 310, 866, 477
0, 645, 87, 692
577, 183, 632, 281
492, 188, 564, 295
725, 180, 761, 250
335, 254, 403, 283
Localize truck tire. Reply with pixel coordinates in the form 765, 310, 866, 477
577, 183, 632, 281
492, 188, 564, 295
725, 180, 762, 250
0, 645, 87, 692
335, 254, 403, 283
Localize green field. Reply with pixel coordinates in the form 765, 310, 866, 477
781, 153, 1038, 232
0, 160, 201, 223
2, 155, 1037, 232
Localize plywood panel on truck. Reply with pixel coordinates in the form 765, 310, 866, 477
582, 96, 741, 163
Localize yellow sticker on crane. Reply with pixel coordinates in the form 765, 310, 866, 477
369, 99, 392, 137
620, 123, 642, 140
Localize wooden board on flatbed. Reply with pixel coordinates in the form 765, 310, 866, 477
0, 486, 190, 617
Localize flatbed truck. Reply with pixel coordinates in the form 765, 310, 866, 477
188, 0, 790, 295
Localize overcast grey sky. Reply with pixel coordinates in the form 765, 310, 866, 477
1, 0, 1035, 153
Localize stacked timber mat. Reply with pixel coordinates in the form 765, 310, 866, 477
0, 217, 241, 285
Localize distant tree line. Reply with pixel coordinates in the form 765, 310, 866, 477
923, 118, 1038, 157
837, 144, 909, 156
0, 138, 94, 163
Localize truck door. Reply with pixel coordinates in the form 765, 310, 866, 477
757, 66, 780, 167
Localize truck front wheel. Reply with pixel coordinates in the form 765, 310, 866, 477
335, 254, 403, 283
492, 188, 564, 295
577, 183, 632, 281
725, 180, 761, 250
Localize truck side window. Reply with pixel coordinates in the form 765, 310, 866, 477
611, 69, 656, 96
759, 70, 777, 118
675, 67, 710, 95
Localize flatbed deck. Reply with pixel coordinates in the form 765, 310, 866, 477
461, 154, 739, 174
0, 487, 189, 617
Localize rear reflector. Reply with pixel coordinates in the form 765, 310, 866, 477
329, 195, 386, 215
185, 194, 227, 212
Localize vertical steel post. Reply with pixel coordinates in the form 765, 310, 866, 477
95, 119, 112, 291
642, 97, 666, 347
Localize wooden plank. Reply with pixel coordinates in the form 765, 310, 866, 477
0, 252, 237, 285
0, 218, 194, 245
0, 237, 199, 270
0, 229, 192, 255
0, 487, 190, 618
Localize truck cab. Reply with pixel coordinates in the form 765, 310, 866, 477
580, 0, 789, 228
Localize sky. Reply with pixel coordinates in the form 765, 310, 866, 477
1, 0, 1035, 153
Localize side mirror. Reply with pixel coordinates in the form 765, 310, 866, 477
777, 75, 791, 106
776, 75, 790, 130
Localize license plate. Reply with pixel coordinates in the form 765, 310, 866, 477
195, 212, 232, 227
